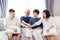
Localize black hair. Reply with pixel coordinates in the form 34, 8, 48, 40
43, 9, 50, 18
33, 9, 40, 15
9, 9, 15, 12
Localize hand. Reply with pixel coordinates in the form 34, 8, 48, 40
37, 28, 41, 30
26, 25, 32, 29
46, 28, 50, 32
27, 27, 32, 29
13, 28, 17, 32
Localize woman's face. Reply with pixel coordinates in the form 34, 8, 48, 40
42, 12, 46, 18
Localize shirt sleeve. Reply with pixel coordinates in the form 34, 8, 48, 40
51, 18, 56, 27
34, 18, 43, 25
16, 18, 20, 27
29, 18, 33, 25
4, 18, 7, 25
20, 17, 24, 22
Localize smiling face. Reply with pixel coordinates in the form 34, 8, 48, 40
33, 12, 39, 18
9, 9, 15, 19
42, 10, 50, 19
25, 10, 30, 17
43, 12, 46, 19
33, 9, 39, 18
9, 12, 15, 19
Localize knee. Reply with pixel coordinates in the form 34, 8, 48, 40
17, 33, 21, 37
8, 33, 13, 38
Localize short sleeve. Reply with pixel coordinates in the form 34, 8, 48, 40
34, 18, 43, 25
51, 18, 56, 27
16, 18, 20, 27
20, 16, 24, 22
4, 18, 7, 25
29, 18, 33, 25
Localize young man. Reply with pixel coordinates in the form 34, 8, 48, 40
4, 9, 21, 40
20, 10, 32, 40
29, 9, 43, 40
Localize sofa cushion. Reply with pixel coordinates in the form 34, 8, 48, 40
0, 31, 8, 40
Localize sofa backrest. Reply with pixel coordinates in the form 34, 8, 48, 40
54, 16, 60, 30
0, 18, 5, 31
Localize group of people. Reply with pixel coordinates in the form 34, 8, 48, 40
4, 9, 57, 40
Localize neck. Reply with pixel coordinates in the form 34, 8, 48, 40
34, 16, 38, 18
25, 16, 29, 17
9, 17, 14, 20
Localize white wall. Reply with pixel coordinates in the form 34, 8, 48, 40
6, 0, 46, 18
53, 0, 60, 16
53, 0, 60, 30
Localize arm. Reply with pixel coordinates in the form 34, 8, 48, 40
4, 18, 9, 30
22, 21, 31, 26
20, 22, 28, 27
47, 25, 54, 30
20, 17, 30, 27
31, 18, 43, 27
46, 24, 54, 32
46, 18, 55, 32
20, 21, 31, 28
4, 24, 9, 30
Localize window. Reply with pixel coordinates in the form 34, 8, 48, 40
6, 0, 46, 18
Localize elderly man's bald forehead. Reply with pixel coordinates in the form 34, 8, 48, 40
25, 9, 30, 12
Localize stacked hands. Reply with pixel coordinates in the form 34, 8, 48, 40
22, 20, 32, 29
21, 21, 51, 32
22, 21, 42, 30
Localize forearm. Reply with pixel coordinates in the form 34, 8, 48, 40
22, 21, 30, 26
20, 22, 27, 27
31, 24, 38, 27
48, 25, 54, 30
4, 25, 9, 30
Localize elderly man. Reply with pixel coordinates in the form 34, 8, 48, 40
20, 9, 32, 40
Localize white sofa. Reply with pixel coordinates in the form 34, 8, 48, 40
0, 18, 33, 40
0, 16, 60, 40
54, 16, 60, 40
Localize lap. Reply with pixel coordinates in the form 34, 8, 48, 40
6, 29, 21, 34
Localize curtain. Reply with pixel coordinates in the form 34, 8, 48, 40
0, 0, 8, 18
45, 0, 54, 16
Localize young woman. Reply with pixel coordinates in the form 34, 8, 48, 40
31, 10, 57, 40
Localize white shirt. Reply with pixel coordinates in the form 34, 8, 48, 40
4, 17, 20, 28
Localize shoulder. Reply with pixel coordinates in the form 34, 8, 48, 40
20, 16, 25, 20
49, 17, 54, 21
29, 17, 32, 18
38, 17, 43, 20
30, 17, 34, 20
20, 16, 24, 18
15, 17, 18, 19
29, 18, 34, 22
4, 17, 9, 20
14, 17, 19, 21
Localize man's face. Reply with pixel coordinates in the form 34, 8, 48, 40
33, 12, 38, 18
25, 10, 30, 17
9, 12, 15, 18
